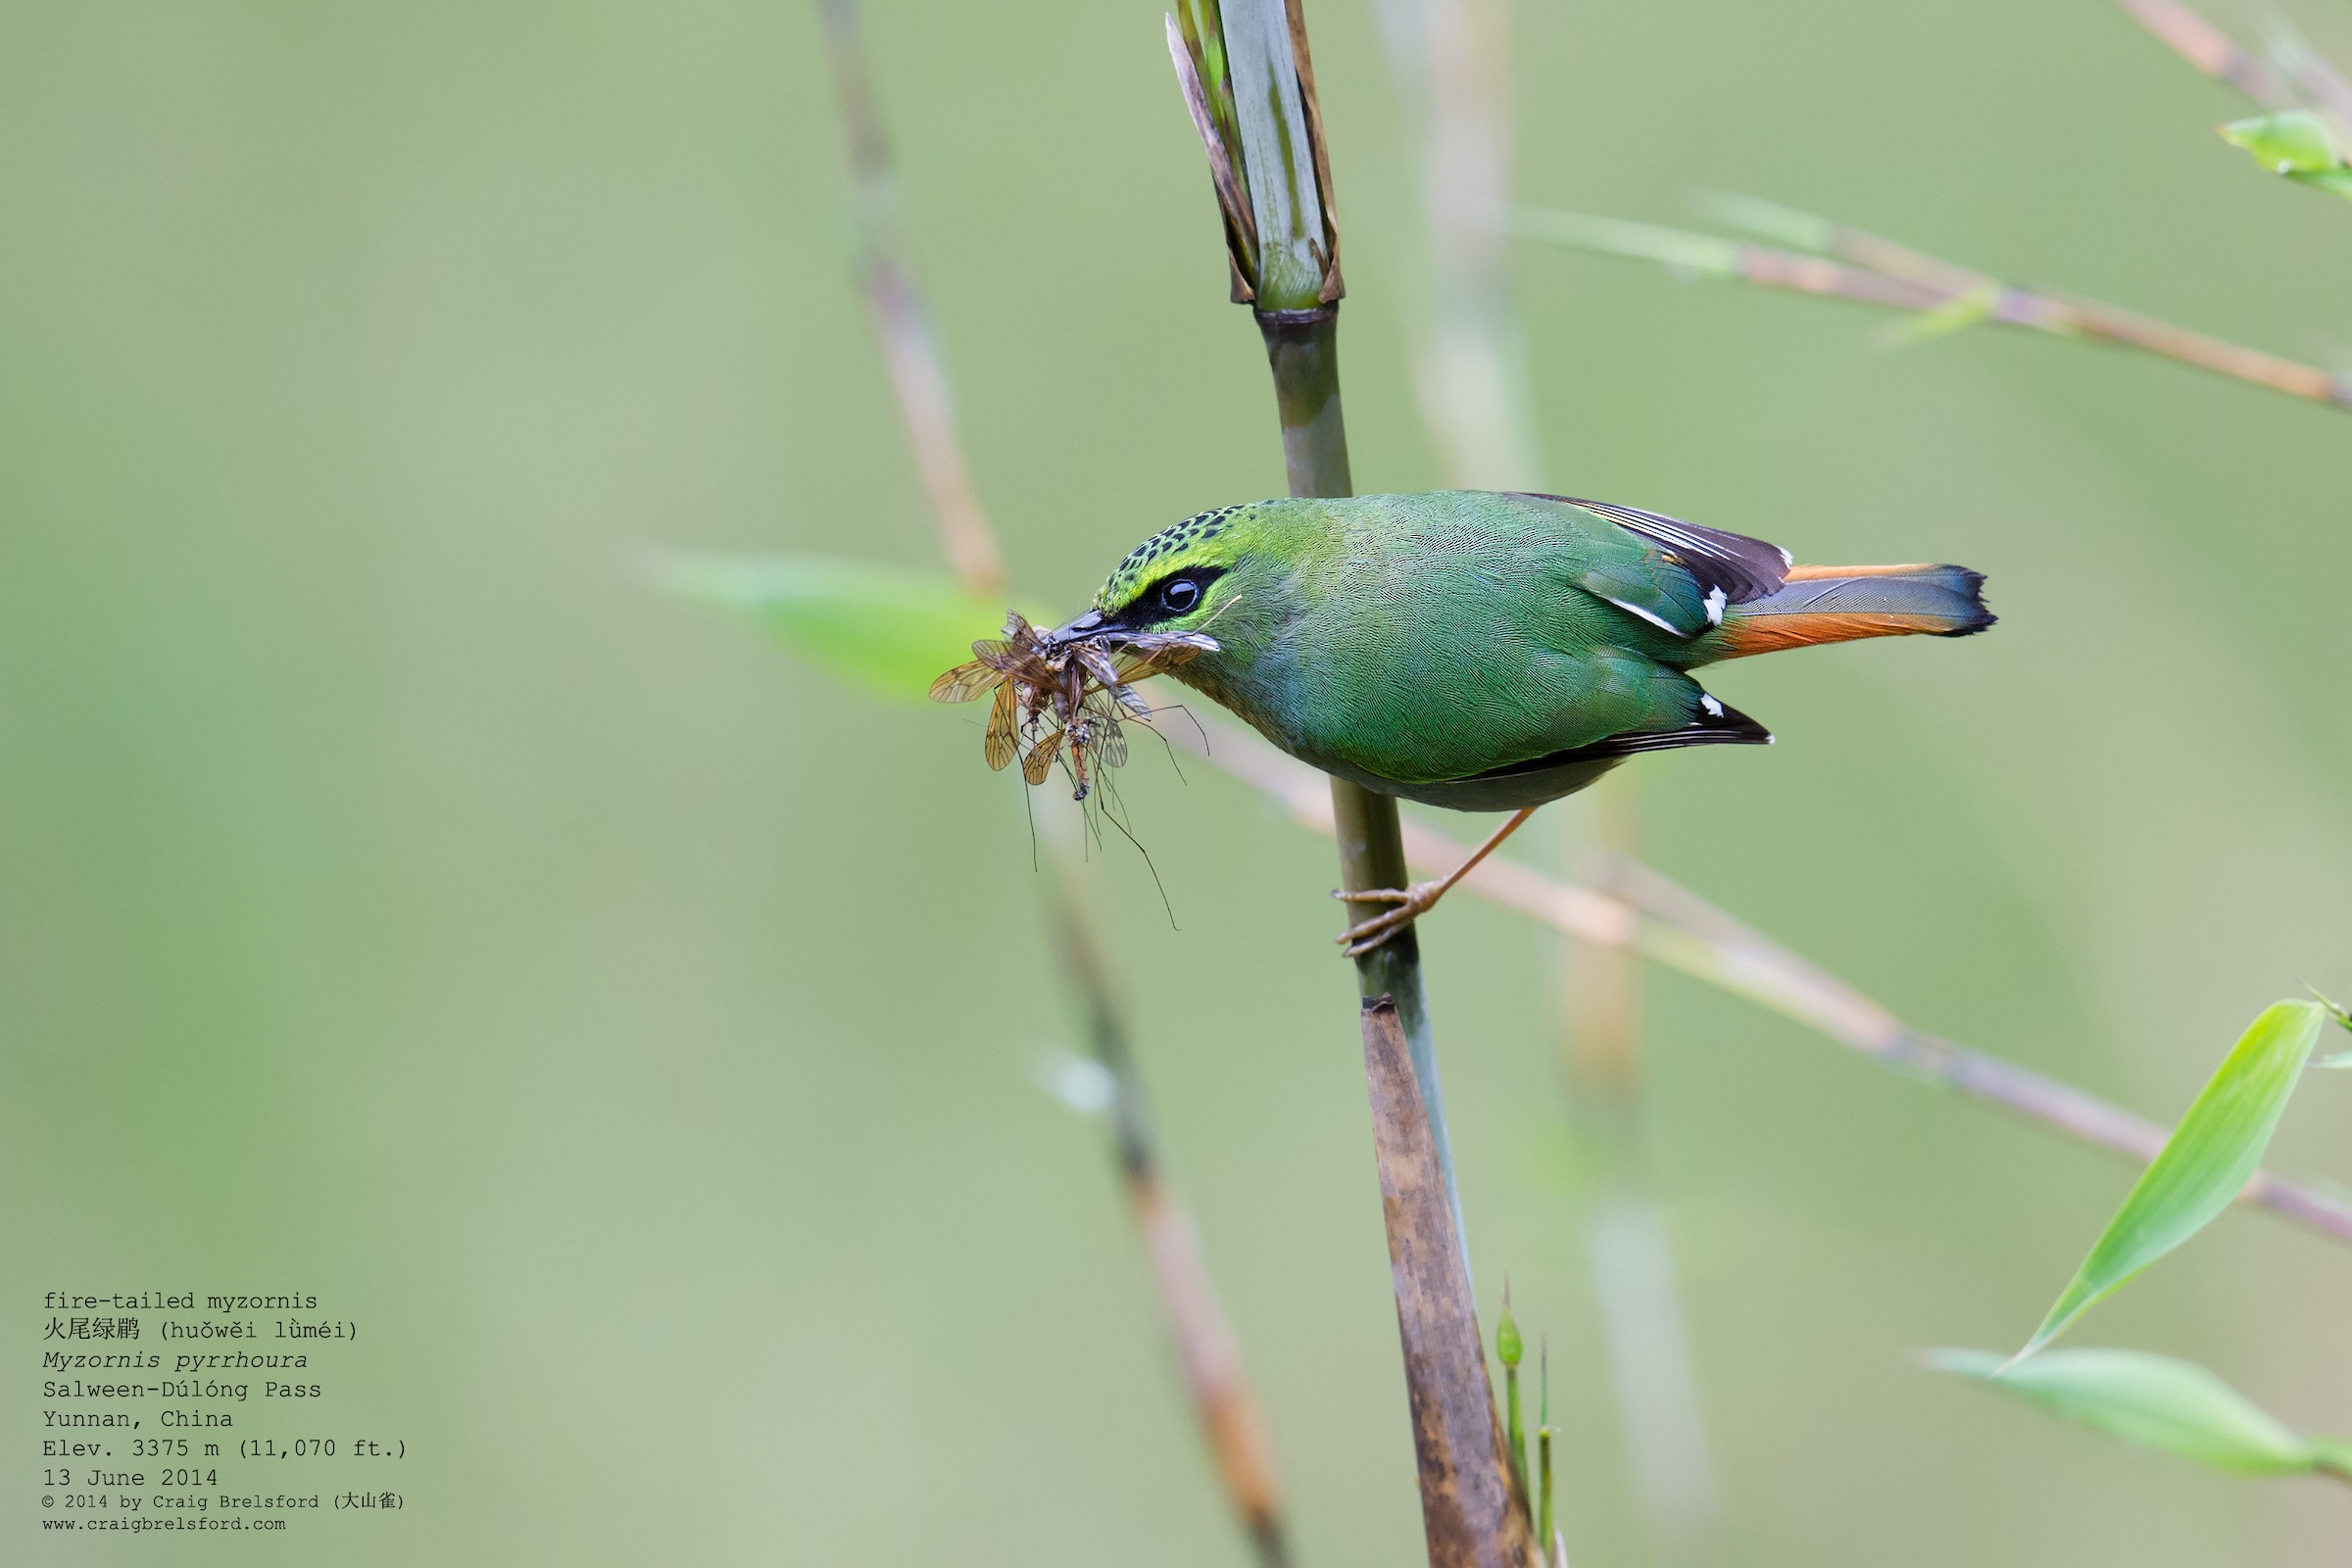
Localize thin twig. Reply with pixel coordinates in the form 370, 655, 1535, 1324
1044, 859, 1290, 1567
1379, 0, 1544, 491
813, 5, 1287, 1557
2114, 0, 2296, 108
1172, 713, 2352, 1247
815, 0, 1004, 593
2269, 22, 2352, 143
1513, 207, 2352, 411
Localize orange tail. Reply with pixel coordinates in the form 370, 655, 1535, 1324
1709, 562, 1992, 659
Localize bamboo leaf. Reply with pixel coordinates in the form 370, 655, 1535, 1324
1214, 0, 1338, 310
664, 552, 1008, 703
2311, 1436, 2352, 1478
1925, 1348, 2327, 1476
2311, 990, 2352, 1062
2219, 111, 2352, 201
2220, 109, 2340, 173
1510, 208, 1743, 281
2020, 1001, 2328, 1357
2292, 166, 2352, 199
1692, 191, 1838, 253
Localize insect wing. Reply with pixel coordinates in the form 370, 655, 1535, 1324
1110, 633, 1211, 684
1077, 690, 1130, 768
984, 679, 1020, 770
930, 661, 1004, 704
969, 636, 1025, 674
1072, 642, 1125, 691
1021, 727, 1063, 786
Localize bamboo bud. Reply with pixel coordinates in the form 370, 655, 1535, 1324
1165, 0, 1343, 310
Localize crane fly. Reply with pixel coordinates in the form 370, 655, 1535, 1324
928, 611, 1216, 801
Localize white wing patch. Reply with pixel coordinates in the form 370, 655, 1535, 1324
1699, 693, 1725, 717
1600, 595, 1682, 635
1703, 585, 1727, 626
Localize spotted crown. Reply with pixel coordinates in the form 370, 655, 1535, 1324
1096, 505, 1248, 610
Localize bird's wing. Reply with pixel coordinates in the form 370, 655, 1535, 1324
1463, 693, 1772, 780
1519, 494, 1794, 638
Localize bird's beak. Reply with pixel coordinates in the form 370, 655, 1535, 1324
1046, 609, 1107, 645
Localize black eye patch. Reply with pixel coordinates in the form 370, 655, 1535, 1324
1129, 566, 1224, 625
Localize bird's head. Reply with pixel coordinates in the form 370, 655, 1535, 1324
1046, 502, 1289, 655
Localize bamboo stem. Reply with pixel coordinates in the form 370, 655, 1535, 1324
1496, 1291, 1528, 1513
1364, 997, 1543, 1568
1257, 306, 1471, 1253
1536, 1343, 1556, 1556
1178, 4, 1527, 1557
1386, 6, 1713, 1544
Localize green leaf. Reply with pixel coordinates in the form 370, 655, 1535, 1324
2309, 988, 2352, 1059
2291, 165, 2352, 201
1691, 191, 1838, 253
1509, 208, 1743, 280
663, 552, 1010, 703
2220, 109, 2341, 173
2218, 111, 2352, 200
1925, 1348, 2326, 1476
2310, 1436, 2352, 1479
2020, 1001, 2328, 1357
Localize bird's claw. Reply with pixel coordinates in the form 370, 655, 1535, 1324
1332, 882, 1442, 958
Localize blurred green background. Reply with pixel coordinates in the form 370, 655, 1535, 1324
6, 0, 2352, 1562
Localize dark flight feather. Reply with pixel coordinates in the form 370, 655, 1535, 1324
1525, 494, 1794, 606
1463, 696, 1773, 781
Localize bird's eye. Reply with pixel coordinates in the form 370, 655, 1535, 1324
1158, 576, 1202, 614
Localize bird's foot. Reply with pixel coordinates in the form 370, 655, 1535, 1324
1333, 882, 1445, 958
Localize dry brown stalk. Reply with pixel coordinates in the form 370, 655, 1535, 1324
814, 0, 1004, 594
1178, 713, 2352, 1247
1045, 876, 1290, 1565
2275, 29, 2352, 138
813, 5, 1288, 1558
2114, 0, 2297, 108
2116, 0, 2352, 151
1362, 996, 1543, 1568
1515, 208, 2352, 411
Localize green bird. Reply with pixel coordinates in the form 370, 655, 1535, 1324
1047, 490, 1992, 955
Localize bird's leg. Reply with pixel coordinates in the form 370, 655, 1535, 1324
1334, 805, 1541, 957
